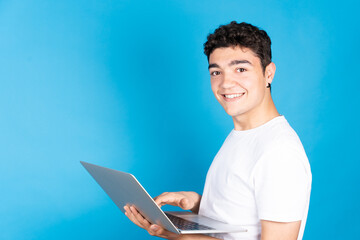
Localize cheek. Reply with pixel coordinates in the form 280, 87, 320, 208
242, 75, 264, 93
239, 77, 253, 91
210, 79, 220, 92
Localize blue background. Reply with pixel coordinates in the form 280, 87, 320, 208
1, 0, 359, 239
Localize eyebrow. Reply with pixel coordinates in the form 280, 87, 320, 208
208, 63, 220, 69
208, 59, 252, 69
229, 60, 252, 66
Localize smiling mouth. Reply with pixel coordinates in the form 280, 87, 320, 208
222, 93, 245, 101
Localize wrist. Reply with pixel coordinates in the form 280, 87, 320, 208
168, 234, 182, 240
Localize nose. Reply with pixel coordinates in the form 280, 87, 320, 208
221, 73, 237, 89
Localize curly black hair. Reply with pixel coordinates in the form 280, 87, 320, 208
204, 21, 272, 73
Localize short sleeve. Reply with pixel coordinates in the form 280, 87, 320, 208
253, 144, 311, 222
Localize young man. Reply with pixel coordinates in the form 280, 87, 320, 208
124, 21, 312, 240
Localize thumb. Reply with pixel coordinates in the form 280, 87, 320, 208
149, 224, 163, 236
179, 198, 192, 210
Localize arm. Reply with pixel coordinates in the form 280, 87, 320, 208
260, 220, 301, 240
124, 191, 220, 239
254, 144, 311, 240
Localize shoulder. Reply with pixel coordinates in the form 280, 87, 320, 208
254, 116, 311, 176
262, 116, 306, 154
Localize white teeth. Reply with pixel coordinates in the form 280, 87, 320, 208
224, 93, 244, 99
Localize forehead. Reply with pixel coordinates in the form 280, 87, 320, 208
209, 46, 260, 66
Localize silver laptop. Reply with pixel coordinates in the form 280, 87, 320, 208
81, 161, 246, 234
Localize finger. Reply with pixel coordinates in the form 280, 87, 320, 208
124, 206, 145, 228
125, 209, 144, 228
153, 192, 167, 202
148, 224, 165, 236
124, 205, 132, 216
154, 192, 168, 200
155, 194, 182, 208
161, 196, 189, 208
148, 224, 179, 239
154, 192, 170, 207
130, 206, 151, 229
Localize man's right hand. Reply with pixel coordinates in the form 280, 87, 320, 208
154, 191, 202, 213
123, 191, 203, 239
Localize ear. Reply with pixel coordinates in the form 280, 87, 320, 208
265, 62, 276, 85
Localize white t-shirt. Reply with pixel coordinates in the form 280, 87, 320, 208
199, 116, 312, 240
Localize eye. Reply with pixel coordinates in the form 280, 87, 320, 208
210, 71, 221, 76
236, 68, 246, 73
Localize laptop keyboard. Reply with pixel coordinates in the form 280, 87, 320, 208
165, 213, 215, 231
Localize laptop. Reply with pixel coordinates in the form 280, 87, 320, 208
81, 161, 247, 234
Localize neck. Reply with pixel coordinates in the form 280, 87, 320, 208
232, 94, 280, 131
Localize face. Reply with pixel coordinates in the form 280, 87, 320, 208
208, 46, 274, 121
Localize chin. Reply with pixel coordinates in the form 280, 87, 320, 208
224, 109, 246, 118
